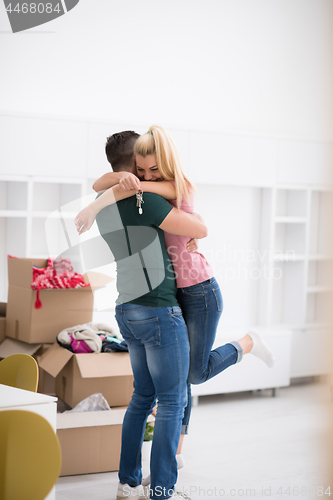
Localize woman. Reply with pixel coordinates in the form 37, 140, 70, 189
75, 125, 275, 481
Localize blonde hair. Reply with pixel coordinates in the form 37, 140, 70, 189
134, 125, 194, 208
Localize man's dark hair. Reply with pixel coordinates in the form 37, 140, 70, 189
105, 131, 140, 171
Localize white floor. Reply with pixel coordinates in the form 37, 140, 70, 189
56, 380, 332, 500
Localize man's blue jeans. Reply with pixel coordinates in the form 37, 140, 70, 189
115, 303, 190, 500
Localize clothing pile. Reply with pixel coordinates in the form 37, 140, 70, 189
57, 322, 128, 354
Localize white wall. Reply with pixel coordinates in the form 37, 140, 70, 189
0, 0, 332, 141
0, 0, 332, 333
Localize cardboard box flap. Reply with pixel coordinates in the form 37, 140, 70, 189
57, 408, 127, 429
83, 271, 113, 290
0, 302, 6, 317
39, 342, 74, 377
0, 338, 42, 358
76, 352, 133, 379
8, 257, 47, 288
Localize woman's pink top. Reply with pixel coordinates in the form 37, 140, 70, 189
164, 186, 213, 288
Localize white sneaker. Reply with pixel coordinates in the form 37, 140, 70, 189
142, 454, 185, 486
168, 491, 191, 500
116, 482, 149, 500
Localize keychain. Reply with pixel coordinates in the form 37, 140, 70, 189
136, 189, 144, 215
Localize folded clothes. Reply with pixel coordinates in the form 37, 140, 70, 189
98, 333, 123, 344
57, 322, 123, 353
70, 334, 93, 354
101, 340, 128, 353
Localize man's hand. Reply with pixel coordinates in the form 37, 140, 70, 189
74, 205, 97, 235
186, 238, 199, 253
119, 172, 141, 191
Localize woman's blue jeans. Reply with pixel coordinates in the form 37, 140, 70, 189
177, 277, 243, 433
115, 303, 190, 500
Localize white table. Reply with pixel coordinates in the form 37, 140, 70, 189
0, 384, 58, 500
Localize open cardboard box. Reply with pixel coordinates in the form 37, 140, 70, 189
0, 337, 55, 394
57, 408, 154, 476
0, 302, 6, 344
6, 257, 111, 344
39, 343, 134, 408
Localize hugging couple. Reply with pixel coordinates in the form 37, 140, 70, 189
75, 125, 275, 500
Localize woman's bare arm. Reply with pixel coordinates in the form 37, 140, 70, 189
92, 172, 123, 192
159, 209, 207, 239
75, 180, 178, 235
140, 181, 176, 199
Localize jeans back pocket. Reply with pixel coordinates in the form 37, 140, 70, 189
127, 317, 161, 348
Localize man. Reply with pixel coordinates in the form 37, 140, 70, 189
90, 131, 207, 500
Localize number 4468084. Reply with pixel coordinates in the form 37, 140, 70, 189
6, 3, 61, 14
276, 486, 331, 496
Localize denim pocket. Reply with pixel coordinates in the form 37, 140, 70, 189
212, 287, 223, 312
127, 317, 161, 347
182, 283, 204, 297
169, 305, 183, 316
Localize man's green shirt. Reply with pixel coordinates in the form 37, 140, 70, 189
96, 192, 178, 307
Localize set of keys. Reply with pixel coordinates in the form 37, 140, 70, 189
136, 189, 144, 215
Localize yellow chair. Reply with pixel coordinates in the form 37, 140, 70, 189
0, 353, 39, 392
0, 410, 62, 500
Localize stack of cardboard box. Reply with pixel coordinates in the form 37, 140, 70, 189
0, 257, 136, 476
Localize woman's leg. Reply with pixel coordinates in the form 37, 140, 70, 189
177, 277, 241, 387
175, 278, 274, 457
178, 277, 275, 387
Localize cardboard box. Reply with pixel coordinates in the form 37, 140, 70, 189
56, 409, 154, 476
0, 303, 6, 344
6, 257, 110, 344
0, 337, 42, 360
57, 408, 126, 475
39, 343, 134, 408
35, 343, 56, 394
0, 337, 55, 394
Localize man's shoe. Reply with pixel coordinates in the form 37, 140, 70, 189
168, 491, 191, 500
116, 482, 149, 500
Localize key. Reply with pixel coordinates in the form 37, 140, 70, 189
136, 190, 144, 215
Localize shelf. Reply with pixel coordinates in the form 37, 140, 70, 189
32, 176, 84, 185
0, 211, 78, 218
0, 210, 28, 217
302, 322, 333, 330
308, 254, 333, 261
273, 253, 306, 262
32, 211, 78, 219
307, 286, 333, 294
30, 254, 54, 259
275, 217, 307, 224
270, 321, 333, 330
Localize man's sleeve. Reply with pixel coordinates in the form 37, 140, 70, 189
141, 193, 173, 227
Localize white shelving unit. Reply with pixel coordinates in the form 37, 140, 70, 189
0, 175, 90, 301
259, 186, 333, 377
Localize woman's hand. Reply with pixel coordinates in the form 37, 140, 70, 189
186, 238, 199, 253
119, 172, 141, 191
74, 204, 97, 235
